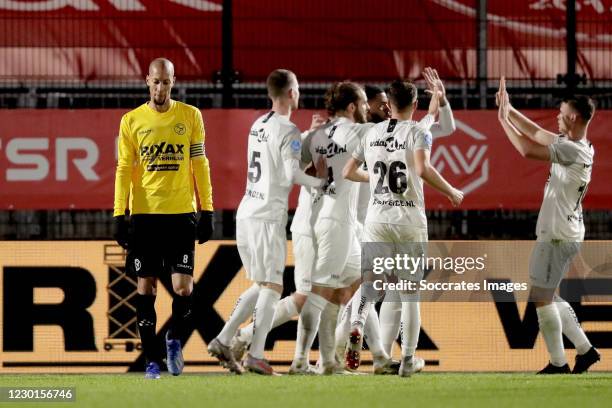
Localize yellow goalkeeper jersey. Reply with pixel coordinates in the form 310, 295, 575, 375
113, 100, 213, 216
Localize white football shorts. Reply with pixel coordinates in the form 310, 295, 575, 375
292, 232, 314, 293
311, 219, 361, 289
236, 219, 286, 285
529, 238, 581, 289
363, 222, 428, 282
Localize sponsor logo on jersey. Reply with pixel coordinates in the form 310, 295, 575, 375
315, 142, 347, 158
369, 136, 407, 153
373, 197, 415, 207
146, 164, 180, 171
140, 142, 185, 163
567, 214, 583, 222
250, 128, 269, 143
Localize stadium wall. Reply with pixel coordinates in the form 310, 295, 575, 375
1, 109, 611, 211
1, 241, 611, 373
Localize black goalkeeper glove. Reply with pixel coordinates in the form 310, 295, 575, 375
113, 215, 130, 250
196, 211, 214, 244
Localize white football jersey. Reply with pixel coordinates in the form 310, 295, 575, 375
354, 119, 433, 228
236, 111, 301, 222
290, 126, 323, 236
355, 176, 370, 225
309, 118, 371, 225
355, 124, 377, 225
290, 186, 313, 235
355, 115, 442, 226
536, 135, 594, 241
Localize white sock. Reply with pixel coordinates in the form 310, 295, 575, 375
364, 303, 388, 360
537, 304, 568, 366
555, 297, 592, 355
249, 287, 281, 359
319, 302, 340, 366
399, 293, 420, 358
335, 303, 351, 354
380, 298, 402, 356
217, 284, 260, 345
238, 295, 299, 344
294, 293, 328, 363
337, 303, 347, 325
350, 287, 371, 328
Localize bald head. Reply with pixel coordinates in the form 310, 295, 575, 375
146, 58, 175, 110
148, 58, 175, 77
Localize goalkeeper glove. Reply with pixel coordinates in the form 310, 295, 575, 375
196, 211, 214, 244
113, 215, 130, 250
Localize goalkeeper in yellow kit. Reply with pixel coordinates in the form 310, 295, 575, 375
113, 58, 214, 379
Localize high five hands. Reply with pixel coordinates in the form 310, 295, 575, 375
496, 76, 510, 122
424, 67, 446, 116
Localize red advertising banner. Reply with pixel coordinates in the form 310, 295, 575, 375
0, 0, 610, 82
0, 109, 610, 210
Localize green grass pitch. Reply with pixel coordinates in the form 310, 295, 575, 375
1, 373, 611, 408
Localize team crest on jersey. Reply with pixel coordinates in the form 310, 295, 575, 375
174, 123, 186, 135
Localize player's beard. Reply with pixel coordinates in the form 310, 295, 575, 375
354, 109, 367, 124
368, 111, 386, 123
154, 95, 167, 106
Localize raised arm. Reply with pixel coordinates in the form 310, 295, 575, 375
412, 128, 463, 207
497, 77, 550, 161
414, 148, 463, 207
494, 79, 556, 146
423, 67, 456, 138
507, 107, 556, 146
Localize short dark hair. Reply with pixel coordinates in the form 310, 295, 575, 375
364, 84, 384, 101
563, 95, 596, 122
324, 81, 362, 116
266, 69, 296, 98
387, 80, 417, 111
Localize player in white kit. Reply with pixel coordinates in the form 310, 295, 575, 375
497, 77, 600, 374
343, 79, 463, 377
329, 84, 399, 374
208, 69, 327, 375
290, 82, 375, 374
337, 70, 459, 367
228, 116, 327, 364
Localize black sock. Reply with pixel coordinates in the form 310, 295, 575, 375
168, 294, 193, 343
136, 294, 159, 364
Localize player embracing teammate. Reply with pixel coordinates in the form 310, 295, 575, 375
342, 77, 463, 377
